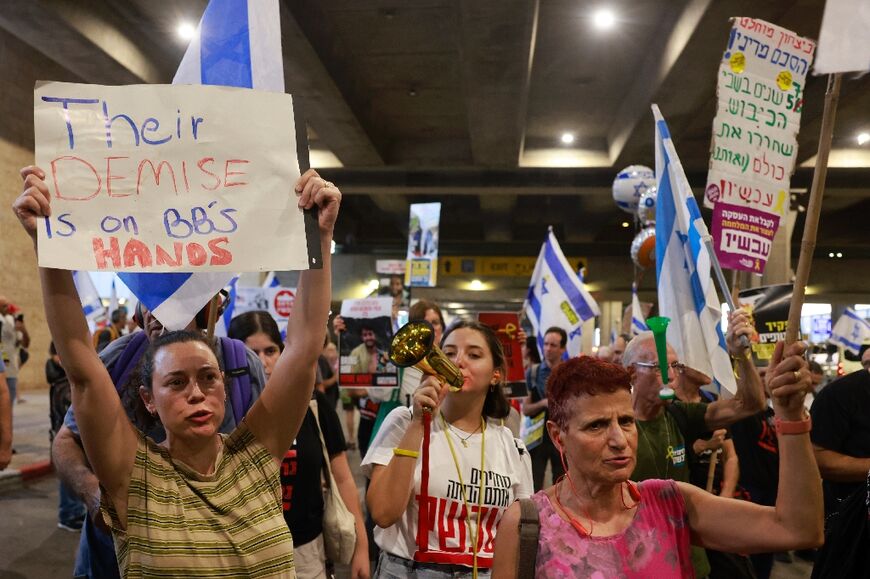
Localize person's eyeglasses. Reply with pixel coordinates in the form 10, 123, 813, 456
633, 361, 684, 375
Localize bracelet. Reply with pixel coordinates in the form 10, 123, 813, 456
393, 447, 420, 459
774, 414, 812, 435
730, 349, 752, 362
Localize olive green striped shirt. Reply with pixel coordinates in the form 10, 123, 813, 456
102, 422, 295, 578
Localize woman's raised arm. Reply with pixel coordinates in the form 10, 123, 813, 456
14, 166, 138, 509
245, 169, 340, 460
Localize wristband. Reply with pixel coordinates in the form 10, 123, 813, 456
774, 414, 811, 435
393, 447, 420, 459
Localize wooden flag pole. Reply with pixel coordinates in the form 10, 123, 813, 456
205, 294, 220, 341
785, 73, 843, 345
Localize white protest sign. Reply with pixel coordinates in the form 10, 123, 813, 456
704, 18, 815, 274
704, 18, 815, 218
340, 297, 394, 319
233, 286, 297, 330
34, 81, 308, 273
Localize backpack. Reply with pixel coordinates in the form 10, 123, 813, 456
109, 332, 253, 424
516, 498, 541, 577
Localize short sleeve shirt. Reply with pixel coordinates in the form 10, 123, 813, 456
361, 407, 533, 568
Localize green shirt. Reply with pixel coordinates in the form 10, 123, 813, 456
634, 401, 710, 578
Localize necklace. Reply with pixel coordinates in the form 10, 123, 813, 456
440, 413, 486, 579
638, 412, 673, 479
444, 419, 482, 447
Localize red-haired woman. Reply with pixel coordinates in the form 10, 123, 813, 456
492, 347, 823, 578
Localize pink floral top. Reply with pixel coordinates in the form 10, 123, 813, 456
531, 479, 694, 578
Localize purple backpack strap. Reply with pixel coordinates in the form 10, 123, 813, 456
220, 337, 252, 424
110, 332, 150, 392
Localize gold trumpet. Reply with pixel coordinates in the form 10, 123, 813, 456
389, 321, 464, 392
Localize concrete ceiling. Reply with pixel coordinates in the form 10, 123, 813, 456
1, 0, 868, 263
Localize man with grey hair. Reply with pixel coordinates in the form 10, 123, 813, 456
623, 308, 769, 578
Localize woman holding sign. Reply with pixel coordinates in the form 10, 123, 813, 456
362, 320, 533, 578
490, 351, 823, 578
14, 166, 339, 578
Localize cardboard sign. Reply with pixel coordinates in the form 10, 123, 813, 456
705, 18, 815, 274
338, 298, 398, 388
34, 82, 309, 272
478, 312, 528, 398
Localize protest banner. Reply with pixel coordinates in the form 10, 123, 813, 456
338, 297, 398, 388
405, 202, 441, 287
34, 81, 312, 273
478, 312, 528, 398
737, 283, 792, 365
704, 18, 815, 274
230, 285, 297, 331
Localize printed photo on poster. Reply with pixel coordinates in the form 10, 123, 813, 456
338, 297, 398, 388
478, 312, 528, 398
405, 202, 441, 287
738, 283, 792, 365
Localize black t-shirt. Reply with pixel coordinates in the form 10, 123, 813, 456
811, 369, 870, 514
280, 390, 347, 546
730, 407, 779, 505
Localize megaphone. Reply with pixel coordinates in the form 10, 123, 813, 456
389, 320, 464, 392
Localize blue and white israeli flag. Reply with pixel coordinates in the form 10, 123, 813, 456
653, 105, 736, 395
119, 0, 285, 330
72, 271, 105, 323
524, 228, 599, 358
631, 284, 648, 336
830, 308, 870, 355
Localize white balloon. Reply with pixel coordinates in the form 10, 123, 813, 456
613, 165, 656, 214
637, 186, 658, 225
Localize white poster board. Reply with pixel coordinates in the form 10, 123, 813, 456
34, 81, 309, 272
233, 286, 297, 331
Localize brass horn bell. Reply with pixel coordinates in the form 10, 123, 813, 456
389, 321, 464, 392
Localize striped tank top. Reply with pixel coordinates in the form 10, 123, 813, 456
102, 422, 295, 578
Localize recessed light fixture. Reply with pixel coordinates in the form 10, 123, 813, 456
828, 252, 835, 258
592, 8, 616, 30
836, 252, 843, 258
177, 22, 196, 41
560, 132, 575, 145
621, 221, 630, 228
368, 279, 379, 291
469, 279, 484, 290
858, 132, 870, 146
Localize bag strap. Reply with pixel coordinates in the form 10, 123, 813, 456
516, 498, 540, 577
110, 331, 149, 392
309, 398, 334, 486
220, 337, 252, 424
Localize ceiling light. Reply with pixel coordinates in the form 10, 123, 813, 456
469, 279, 484, 291
858, 133, 870, 146
592, 8, 616, 30
621, 221, 630, 228
836, 252, 843, 258
177, 22, 196, 41
368, 279, 379, 291
828, 252, 835, 258
560, 132, 575, 145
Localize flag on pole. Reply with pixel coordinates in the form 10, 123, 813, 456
829, 308, 870, 355
814, 0, 870, 74
652, 105, 737, 395
524, 228, 599, 358
631, 285, 648, 336
72, 271, 105, 323
262, 271, 282, 288
118, 0, 286, 330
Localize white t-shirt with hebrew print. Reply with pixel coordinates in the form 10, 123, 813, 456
361, 406, 533, 568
